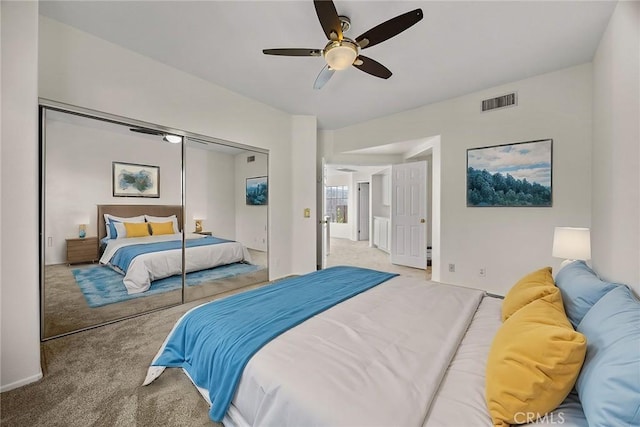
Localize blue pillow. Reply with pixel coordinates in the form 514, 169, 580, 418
107, 220, 120, 239
576, 285, 640, 427
554, 261, 618, 328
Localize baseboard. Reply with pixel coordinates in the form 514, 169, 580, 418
0, 372, 43, 393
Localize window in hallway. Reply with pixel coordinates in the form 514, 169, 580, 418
325, 185, 348, 223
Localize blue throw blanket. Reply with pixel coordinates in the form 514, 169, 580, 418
152, 266, 398, 422
110, 236, 232, 272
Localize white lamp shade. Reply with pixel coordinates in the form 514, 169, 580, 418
552, 227, 591, 260
325, 45, 357, 70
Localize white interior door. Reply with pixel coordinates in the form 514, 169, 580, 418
358, 182, 370, 241
390, 161, 428, 269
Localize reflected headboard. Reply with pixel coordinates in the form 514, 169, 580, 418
97, 204, 183, 240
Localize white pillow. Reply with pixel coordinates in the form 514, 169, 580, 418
144, 214, 180, 234
104, 214, 145, 238
114, 222, 127, 239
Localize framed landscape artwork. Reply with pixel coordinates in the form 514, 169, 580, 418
112, 162, 160, 198
467, 139, 552, 207
246, 176, 268, 206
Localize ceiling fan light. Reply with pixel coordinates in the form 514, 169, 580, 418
325, 43, 358, 70
163, 134, 182, 144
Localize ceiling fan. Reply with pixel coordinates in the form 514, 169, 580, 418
263, 0, 423, 89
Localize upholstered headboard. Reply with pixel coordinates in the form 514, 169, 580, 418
97, 204, 183, 240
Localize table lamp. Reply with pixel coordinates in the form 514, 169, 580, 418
78, 224, 87, 238
552, 226, 591, 269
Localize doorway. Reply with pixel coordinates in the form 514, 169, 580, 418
320, 136, 440, 280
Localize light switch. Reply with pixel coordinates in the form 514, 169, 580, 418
304, 208, 311, 218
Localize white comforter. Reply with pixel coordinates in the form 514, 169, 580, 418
100, 233, 251, 294
152, 274, 586, 427
211, 276, 485, 427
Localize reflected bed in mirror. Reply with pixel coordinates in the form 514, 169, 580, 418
43, 205, 186, 339
97, 204, 266, 298
43, 204, 268, 338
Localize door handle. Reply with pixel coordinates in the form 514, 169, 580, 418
420, 218, 426, 223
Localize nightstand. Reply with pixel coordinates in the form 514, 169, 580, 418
195, 231, 212, 236
66, 237, 99, 264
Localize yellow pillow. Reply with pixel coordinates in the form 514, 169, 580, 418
501, 267, 561, 321
486, 295, 587, 427
124, 222, 150, 238
149, 221, 174, 236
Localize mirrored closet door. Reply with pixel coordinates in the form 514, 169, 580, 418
41, 103, 270, 340
182, 138, 269, 303
41, 107, 184, 339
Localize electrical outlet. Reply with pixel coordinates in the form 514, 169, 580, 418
479, 268, 486, 277
448, 263, 455, 273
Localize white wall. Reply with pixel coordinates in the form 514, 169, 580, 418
235, 152, 268, 251
591, 1, 640, 294
326, 64, 593, 295
1, 1, 43, 391
186, 146, 236, 239
372, 169, 391, 219
38, 16, 306, 279
290, 116, 318, 274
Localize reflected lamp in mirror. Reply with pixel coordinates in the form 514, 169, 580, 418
78, 223, 87, 238
194, 219, 203, 233
552, 226, 591, 269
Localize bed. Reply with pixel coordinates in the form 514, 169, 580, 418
144, 263, 640, 427
97, 205, 252, 294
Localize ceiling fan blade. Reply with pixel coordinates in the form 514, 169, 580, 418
263, 48, 322, 57
356, 8, 423, 49
130, 128, 163, 135
313, 65, 335, 90
314, 0, 342, 41
353, 55, 392, 79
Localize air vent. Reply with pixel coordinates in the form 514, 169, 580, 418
482, 92, 517, 112
247, 155, 255, 163
336, 168, 357, 173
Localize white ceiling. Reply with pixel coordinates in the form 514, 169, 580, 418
39, 1, 616, 130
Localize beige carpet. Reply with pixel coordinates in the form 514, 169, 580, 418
1, 243, 426, 426
1, 281, 275, 427
43, 249, 268, 339
325, 237, 432, 280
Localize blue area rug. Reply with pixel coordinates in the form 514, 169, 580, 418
72, 263, 263, 308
